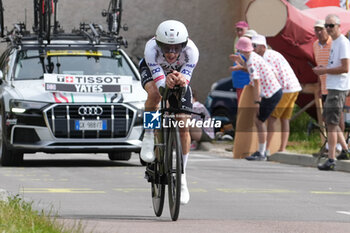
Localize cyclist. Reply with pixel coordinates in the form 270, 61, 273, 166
139, 20, 199, 205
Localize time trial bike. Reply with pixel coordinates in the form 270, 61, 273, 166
145, 85, 203, 221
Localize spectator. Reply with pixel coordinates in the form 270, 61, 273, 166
233, 21, 249, 53
313, 19, 332, 99
251, 34, 301, 153
313, 14, 350, 170
243, 29, 258, 39
230, 37, 282, 161
230, 21, 250, 103
190, 90, 215, 150
312, 19, 343, 153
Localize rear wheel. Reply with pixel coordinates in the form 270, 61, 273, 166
166, 125, 182, 221
40, 0, 52, 41
108, 152, 131, 161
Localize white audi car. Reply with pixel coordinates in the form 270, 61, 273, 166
0, 39, 146, 166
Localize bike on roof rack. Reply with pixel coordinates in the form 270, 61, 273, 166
102, 0, 124, 35
33, 0, 53, 42
0, 0, 127, 47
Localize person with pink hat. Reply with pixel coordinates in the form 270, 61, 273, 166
234, 21, 249, 48
230, 21, 250, 104
230, 37, 282, 161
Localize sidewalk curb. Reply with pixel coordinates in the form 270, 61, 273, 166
198, 142, 213, 151
198, 142, 350, 173
269, 152, 350, 173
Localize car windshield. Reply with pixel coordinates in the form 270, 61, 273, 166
14, 50, 137, 80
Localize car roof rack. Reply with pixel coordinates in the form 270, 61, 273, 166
0, 0, 128, 50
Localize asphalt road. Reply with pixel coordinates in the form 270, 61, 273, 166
1, 151, 350, 233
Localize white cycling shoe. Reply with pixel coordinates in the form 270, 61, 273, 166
180, 174, 190, 205
140, 131, 155, 163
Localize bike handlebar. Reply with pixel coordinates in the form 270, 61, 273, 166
160, 85, 205, 120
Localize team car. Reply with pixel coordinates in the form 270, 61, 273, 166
0, 0, 146, 166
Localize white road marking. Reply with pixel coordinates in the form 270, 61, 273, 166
336, 211, 350, 216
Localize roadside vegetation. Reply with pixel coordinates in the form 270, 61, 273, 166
0, 195, 84, 233
287, 106, 323, 154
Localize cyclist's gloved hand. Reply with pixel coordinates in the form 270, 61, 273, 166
172, 70, 187, 87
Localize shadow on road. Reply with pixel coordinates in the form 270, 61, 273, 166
17, 160, 141, 168
9, 153, 145, 167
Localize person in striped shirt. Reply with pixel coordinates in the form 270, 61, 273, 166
313, 19, 332, 100
313, 19, 344, 154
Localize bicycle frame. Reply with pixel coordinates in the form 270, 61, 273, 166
102, 0, 122, 35
33, 0, 53, 42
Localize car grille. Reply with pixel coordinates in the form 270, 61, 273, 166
44, 104, 135, 138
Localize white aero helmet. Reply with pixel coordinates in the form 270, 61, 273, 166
155, 20, 189, 46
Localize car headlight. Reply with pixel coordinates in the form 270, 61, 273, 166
10, 100, 48, 114
130, 101, 145, 126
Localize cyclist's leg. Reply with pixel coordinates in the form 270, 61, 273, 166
179, 86, 193, 165
139, 59, 161, 162
177, 86, 193, 204
178, 119, 190, 205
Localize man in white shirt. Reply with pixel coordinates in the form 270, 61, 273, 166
313, 14, 350, 170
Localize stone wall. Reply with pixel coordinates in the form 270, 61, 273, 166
1, 0, 241, 102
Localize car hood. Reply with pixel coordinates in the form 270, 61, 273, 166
12, 80, 147, 103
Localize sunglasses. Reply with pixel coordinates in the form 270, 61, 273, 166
160, 44, 183, 54
324, 23, 338, 28
252, 43, 257, 48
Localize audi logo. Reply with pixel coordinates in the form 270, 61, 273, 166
78, 106, 103, 116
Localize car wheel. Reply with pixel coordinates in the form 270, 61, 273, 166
108, 152, 132, 161
212, 107, 233, 126
0, 115, 23, 166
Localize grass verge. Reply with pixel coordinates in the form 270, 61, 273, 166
287, 106, 323, 154
0, 194, 85, 233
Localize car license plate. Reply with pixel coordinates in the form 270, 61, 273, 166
75, 120, 107, 130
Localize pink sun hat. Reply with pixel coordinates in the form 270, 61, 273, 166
235, 21, 249, 29
235, 37, 253, 52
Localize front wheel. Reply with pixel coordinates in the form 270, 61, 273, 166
0, 115, 23, 166
166, 125, 182, 221
151, 161, 165, 217
108, 152, 131, 161
151, 129, 165, 217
